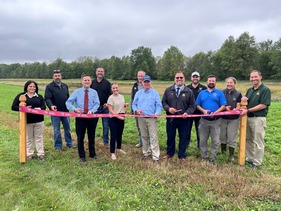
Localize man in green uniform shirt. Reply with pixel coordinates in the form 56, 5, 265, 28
242, 70, 271, 168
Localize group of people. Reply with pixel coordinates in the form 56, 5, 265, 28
12, 68, 271, 168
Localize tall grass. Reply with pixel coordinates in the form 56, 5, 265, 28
0, 81, 281, 210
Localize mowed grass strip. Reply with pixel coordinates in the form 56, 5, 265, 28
0, 82, 281, 210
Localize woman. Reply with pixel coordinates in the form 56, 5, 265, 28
11, 80, 46, 161
107, 83, 128, 160
220, 77, 242, 162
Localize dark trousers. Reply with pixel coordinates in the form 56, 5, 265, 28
109, 117, 125, 153
75, 117, 98, 158
187, 117, 201, 148
166, 118, 191, 158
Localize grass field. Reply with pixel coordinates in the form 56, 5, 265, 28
0, 79, 281, 210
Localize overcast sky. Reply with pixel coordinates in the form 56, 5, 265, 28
1, 0, 280, 64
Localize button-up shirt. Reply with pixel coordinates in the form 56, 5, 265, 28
66, 87, 100, 113
132, 88, 162, 115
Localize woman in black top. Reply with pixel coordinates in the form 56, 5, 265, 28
12, 80, 46, 161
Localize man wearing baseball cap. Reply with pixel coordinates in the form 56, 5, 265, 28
132, 75, 162, 165
187, 71, 207, 149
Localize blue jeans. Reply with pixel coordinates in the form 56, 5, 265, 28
51, 116, 72, 149
96, 107, 109, 145
166, 118, 191, 159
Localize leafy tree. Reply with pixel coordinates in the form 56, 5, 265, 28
130, 46, 156, 79
157, 46, 185, 80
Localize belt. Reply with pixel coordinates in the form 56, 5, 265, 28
203, 117, 221, 121
247, 114, 266, 118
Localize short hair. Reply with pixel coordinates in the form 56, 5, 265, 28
225, 77, 237, 84
251, 70, 262, 76
81, 73, 92, 79
207, 74, 216, 79
111, 82, 118, 86
24, 80, 39, 93
137, 70, 146, 75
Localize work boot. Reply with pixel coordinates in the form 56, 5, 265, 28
228, 147, 235, 162
221, 143, 227, 154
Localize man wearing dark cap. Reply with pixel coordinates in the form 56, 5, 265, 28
45, 70, 73, 151
187, 71, 207, 149
132, 75, 162, 165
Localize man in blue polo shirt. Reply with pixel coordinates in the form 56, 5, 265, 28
196, 74, 226, 164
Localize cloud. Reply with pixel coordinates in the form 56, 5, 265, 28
1, 0, 281, 63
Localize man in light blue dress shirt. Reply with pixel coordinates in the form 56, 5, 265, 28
132, 75, 162, 164
66, 74, 100, 162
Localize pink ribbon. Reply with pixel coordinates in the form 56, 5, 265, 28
19, 106, 242, 119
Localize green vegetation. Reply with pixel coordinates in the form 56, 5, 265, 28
1, 32, 281, 81
0, 82, 281, 210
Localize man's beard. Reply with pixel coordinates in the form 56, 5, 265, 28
97, 74, 104, 78
207, 83, 215, 89
54, 78, 61, 84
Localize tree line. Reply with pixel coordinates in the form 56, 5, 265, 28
1, 32, 281, 80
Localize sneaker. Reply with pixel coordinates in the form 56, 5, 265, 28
228, 156, 235, 162
141, 155, 149, 160
111, 153, 117, 160
27, 155, 33, 160
153, 160, 161, 166
80, 158, 86, 162
55, 148, 61, 152
117, 149, 127, 154
38, 155, 45, 161
209, 158, 215, 165
179, 158, 186, 162
135, 143, 142, 148
163, 155, 173, 160
104, 144, 109, 149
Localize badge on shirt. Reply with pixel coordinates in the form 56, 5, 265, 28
233, 97, 236, 101
213, 93, 217, 97
256, 91, 260, 95
182, 94, 185, 97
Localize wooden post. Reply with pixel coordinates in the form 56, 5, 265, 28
19, 95, 27, 163
238, 101, 248, 166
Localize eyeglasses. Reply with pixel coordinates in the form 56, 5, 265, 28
192, 75, 199, 78
175, 77, 184, 79
53, 69, 61, 73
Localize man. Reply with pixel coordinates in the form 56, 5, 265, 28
90, 67, 112, 148
131, 70, 145, 148
162, 72, 196, 161
196, 75, 227, 164
45, 69, 73, 151
220, 77, 242, 162
132, 75, 162, 164
242, 70, 271, 168
187, 71, 207, 149
66, 74, 100, 162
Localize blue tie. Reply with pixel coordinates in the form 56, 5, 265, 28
176, 88, 180, 97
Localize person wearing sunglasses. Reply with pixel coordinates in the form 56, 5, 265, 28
162, 72, 196, 162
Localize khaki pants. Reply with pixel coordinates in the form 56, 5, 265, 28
26, 121, 44, 156
199, 118, 221, 160
220, 118, 240, 148
246, 117, 266, 166
138, 118, 160, 160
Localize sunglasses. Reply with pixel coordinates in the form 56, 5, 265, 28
53, 69, 61, 73
175, 77, 184, 79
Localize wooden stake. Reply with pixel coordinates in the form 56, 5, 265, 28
19, 95, 27, 163
238, 101, 248, 166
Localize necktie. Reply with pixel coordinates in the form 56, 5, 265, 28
176, 87, 180, 97
84, 89, 89, 114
